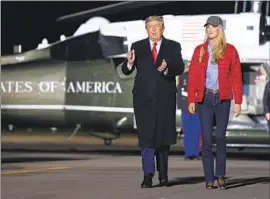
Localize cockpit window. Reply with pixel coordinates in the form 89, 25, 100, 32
51, 32, 104, 61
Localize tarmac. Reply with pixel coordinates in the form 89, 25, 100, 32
1, 152, 270, 199
1, 134, 270, 199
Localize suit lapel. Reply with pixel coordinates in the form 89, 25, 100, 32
142, 37, 167, 65
142, 38, 154, 63
156, 37, 167, 65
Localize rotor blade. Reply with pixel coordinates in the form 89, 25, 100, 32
56, 1, 168, 22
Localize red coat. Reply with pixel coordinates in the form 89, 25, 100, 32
187, 42, 243, 104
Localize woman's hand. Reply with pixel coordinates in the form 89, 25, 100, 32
188, 103, 196, 114
234, 104, 241, 117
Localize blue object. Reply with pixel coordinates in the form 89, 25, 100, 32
181, 112, 202, 157
243, 84, 249, 96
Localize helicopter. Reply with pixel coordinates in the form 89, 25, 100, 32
1, 1, 270, 148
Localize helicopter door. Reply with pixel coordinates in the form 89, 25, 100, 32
113, 60, 136, 131
87, 59, 120, 131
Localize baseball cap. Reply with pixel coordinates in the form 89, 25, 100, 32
204, 16, 223, 27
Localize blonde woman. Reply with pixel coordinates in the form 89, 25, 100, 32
187, 16, 243, 189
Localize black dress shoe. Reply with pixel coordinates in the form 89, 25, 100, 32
141, 174, 153, 188
159, 179, 169, 187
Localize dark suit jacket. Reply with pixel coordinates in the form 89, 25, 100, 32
121, 37, 185, 148
263, 80, 270, 114
122, 37, 184, 100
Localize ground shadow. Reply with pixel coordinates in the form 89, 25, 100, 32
152, 176, 206, 187
226, 177, 270, 189
1, 156, 89, 164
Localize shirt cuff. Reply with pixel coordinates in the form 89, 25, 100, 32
127, 62, 133, 70
163, 68, 168, 75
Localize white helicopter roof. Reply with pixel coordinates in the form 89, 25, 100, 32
73, 16, 110, 36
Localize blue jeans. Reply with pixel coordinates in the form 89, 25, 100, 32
198, 91, 231, 182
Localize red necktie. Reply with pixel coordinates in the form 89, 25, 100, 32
152, 42, 157, 63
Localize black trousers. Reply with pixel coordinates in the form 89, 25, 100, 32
155, 145, 170, 180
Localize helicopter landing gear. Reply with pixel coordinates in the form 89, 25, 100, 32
89, 131, 120, 146
237, 147, 245, 151
104, 139, 112, 146
50, 127, 57, 134
8, 124, 14, 132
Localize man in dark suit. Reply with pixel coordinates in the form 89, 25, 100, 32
121, 15, 185, 188
263, 80, 270, 131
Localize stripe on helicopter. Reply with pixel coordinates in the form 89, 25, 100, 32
1, 105, 134, 113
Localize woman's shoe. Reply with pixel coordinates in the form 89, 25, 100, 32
205, 182, 216, 189
217, 177, 227, 190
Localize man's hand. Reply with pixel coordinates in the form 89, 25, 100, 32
188, 103, 196, 114
265, 113, 270, 121
128, 49, 135, 65
157, 59, 167, 72
234, 104, 241, 117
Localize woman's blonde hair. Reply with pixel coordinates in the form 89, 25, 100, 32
198, 26, 227, 64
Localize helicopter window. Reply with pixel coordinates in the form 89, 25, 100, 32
50, 32, 104, 61
50, 32, 128, 61
99, 34, 128, 57
50, 41, 67, 60
247, 26, 254, 30
66, 32, 104, 61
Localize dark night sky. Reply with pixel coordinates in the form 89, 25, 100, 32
2, 1, 248, 55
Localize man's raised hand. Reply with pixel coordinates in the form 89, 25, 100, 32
158, 59, 167, 72
128, 49, 135, 65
